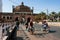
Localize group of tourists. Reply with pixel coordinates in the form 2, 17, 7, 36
15, 17, 34, 35
15, 17, 50, 35
25, 18, 50, 34
25, 17, 34, 35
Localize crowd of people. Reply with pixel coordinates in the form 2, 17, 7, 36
15, 17, 34, 35
15, 17, 50, 35
0, 17, 51, 40
1, 17, 50, 38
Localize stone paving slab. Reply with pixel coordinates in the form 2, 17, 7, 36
20, 24, 60, 40
17, 25, 30, 40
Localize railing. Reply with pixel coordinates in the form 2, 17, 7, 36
1, 23, 16, 40
6, 25, 17, 40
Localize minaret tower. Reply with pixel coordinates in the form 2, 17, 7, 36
32, 7, 34, 14
21, 2, 24, 5
0, 0, 2, 12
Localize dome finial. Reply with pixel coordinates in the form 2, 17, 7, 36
21, 2, 24, 5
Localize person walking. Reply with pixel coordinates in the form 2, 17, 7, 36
2, 24, 4, 37
25, 17, 31, 30
28, 19, 34, 35
15, 17, 20, 30
27, 17, 31, 23
25, 21, 28, 30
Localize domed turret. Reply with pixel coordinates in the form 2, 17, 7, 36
21, 2, 24, 5
13, 2, 33, 14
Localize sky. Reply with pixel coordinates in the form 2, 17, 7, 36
2, 0, 60, 14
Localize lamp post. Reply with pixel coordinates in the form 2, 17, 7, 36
0, 0, 2, 12
46, 9, 48, 20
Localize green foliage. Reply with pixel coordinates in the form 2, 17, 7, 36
34, 11, 60, 22
34, 12, 47, 22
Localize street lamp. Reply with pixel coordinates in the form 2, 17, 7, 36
46, 9, 49, 20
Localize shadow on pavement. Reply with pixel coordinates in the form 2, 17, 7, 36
34, 32, 48, 35
49, 30, 56, 33
16, 37, 24, 40
34, 33, 43, 35
33, 33, 46, 38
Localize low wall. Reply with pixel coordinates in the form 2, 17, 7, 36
38, 22, 60, 26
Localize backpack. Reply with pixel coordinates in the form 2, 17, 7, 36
16, 21, 19, 25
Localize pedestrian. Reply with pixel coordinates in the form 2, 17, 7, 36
27, 17, 31, 23
20, 18, 23, 24
25, 17, 31, 30
42, 20, 50, 33
2, 24, 5, 36
28, 19, 34, 35
15, 17, 20, 30
22, 18, 25, 25
25, 21, 28, 30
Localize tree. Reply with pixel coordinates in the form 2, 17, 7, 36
58, 12, 60, 17
34, 12, 47, 22
49, 12, 57, 21
57, 12, 60, 21
39, 12, 47, 20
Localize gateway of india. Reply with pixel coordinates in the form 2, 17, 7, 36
0, 2, 38, 22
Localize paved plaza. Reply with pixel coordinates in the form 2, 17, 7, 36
16, 23, 60, 40
1, 23, 60, 40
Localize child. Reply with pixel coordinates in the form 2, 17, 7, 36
42, 20, 50, 33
